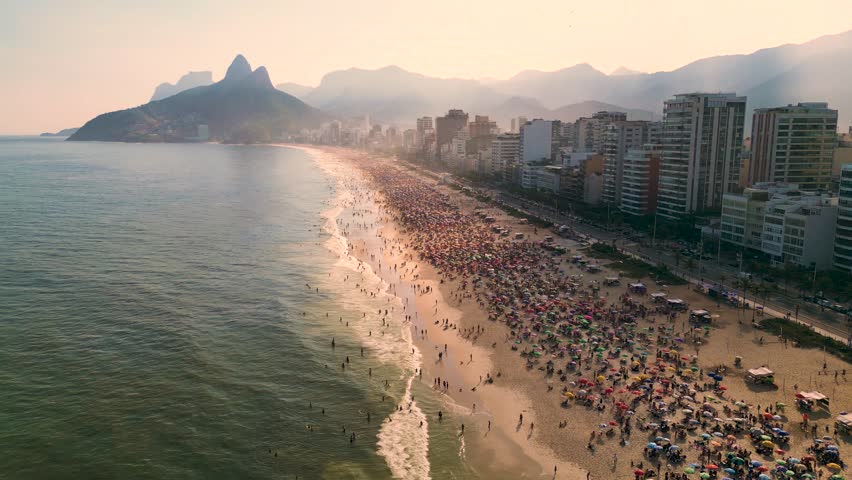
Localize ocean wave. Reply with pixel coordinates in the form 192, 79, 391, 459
313, 151, 431, 479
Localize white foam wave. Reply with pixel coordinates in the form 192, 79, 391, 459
313, 151, 431, 479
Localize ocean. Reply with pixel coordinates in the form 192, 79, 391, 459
0, 138, 470, 479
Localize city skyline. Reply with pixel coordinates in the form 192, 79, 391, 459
3, 0, 852, 134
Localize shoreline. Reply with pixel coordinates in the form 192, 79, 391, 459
290, 144, 851, 480
302, 144, 587, 479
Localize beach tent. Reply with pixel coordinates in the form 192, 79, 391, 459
604, 277, 620, 286
835, 413, 852, 433
629, 282, 647, 293
796, 391, 830, 410
746, 367, 775, 385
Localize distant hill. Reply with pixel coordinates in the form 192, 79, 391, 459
150, 71, 214, 101
40, 127, 79, 137
275, 82, 314, 99
300, 65, 650, 127
489, 29, 852, 129
70, 55, 326, 143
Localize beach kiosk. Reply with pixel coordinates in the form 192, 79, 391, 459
746, 367, 775, 385
628, 282, 647, 294
795, 391, 830, 411
835, 413, 852, 434
666, 298, 686, 311
689, 309, 712, 324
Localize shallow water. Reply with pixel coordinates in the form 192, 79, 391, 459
0, 138, 470, 479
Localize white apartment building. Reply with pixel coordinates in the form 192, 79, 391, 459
490, 133, 520, 181
719, 183, 837, 270
520, 119, 553, 163
658, 93, 746, 219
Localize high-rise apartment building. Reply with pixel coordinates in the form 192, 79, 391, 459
749, 103, 838, 190
435, 109, 469, 158
620, 145, 663, 217
657, 93, 746, 219
520, 119, 553, 163
491, 133, 520, 181
602, 121, 661, 205
416, 116, 434, 133
834, 165, 852, 271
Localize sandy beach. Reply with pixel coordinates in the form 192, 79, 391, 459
300, 145, 851, 480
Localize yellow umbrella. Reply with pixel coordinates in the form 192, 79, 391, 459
826, 463, 841, 471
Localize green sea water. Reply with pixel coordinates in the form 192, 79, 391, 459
0, 138, 470, 480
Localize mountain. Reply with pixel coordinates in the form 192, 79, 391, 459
40, 127, 79, 137
70, 55, 326, 143
489, 29, 852, 128
610, 66, 643, 76
150, 71, 214, 101
276, 82, 314, 99
300, 64, 651, 127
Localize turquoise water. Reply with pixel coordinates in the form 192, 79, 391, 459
0, 138, 468, 479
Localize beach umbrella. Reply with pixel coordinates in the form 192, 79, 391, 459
829, 476, 844, 480
826, 464, 842, 471
788, 458, 800, 464
701, 433, 711, 439
758, 475, 771, 480
706, 464, 719, 470
731, 457, 745, 466
784, 471, 795, 477
700, 473, 710, 479
684, 467, 695, 474
647, 442, 658, 449
751, 461, 763, 467
724, 467, 736, 474
757, 466, 769, 472
634, 470, 645, 476
775, 459, 787, 465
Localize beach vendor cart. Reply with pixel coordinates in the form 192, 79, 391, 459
796, 391, 830, 411
746, 367, 775, 385
629, 282, 647, 294
604, 277, 620, 286
835, 413, 852, 434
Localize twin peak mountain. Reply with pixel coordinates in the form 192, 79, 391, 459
69, 55, 325, 143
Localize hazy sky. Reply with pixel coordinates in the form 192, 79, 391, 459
3, 0, 851, 134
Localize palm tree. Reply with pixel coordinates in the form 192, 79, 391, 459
734, 277, 754, 320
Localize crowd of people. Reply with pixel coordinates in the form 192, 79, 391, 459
354, 159, 847, 480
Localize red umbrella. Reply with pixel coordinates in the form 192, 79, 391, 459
634, 469, 645, 476
706, 464, 719, 470
609, 420, 617, 426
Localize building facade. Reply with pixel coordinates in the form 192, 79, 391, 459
658, 93, 746, 219
435, 109, 468, 159
834, 165, 852, 271
602, 121, 661, 205
490, 133, 520, 181
520, 119, 553, 163
620, 145, 662, 217
749, 103, 838, 190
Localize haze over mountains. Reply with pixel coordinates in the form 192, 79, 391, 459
277, 28, 850, 130
150, 71, 214, 101
70, 55, 325, 143
92, 29, 852, 142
